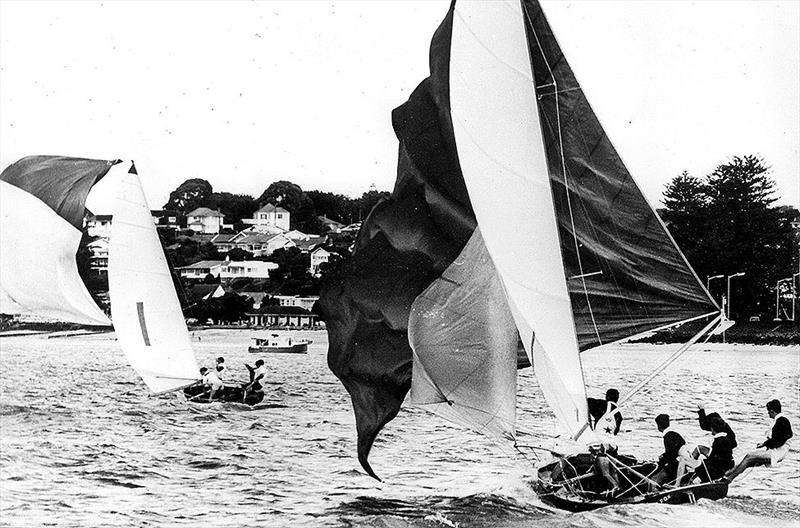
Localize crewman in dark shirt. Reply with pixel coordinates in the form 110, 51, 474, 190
696, 416, 735, 482
726, 399, 794, 481
652, 414, 687, 487
587, 388, 623, 436
697, 404, 737, 449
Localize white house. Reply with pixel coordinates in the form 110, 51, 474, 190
220, 259, 277, 279
251, 203, 290, 230
273, 295, 318, 311
310, 247, 331, 275
176, 260, 225, 279
186, 207, 224, 234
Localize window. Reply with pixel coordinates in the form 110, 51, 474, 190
277, 214, 283, 219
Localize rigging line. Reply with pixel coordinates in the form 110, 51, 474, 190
522, 3, 601, 348
618, 314, 721, 408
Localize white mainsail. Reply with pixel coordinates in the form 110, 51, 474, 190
448, 0, 589, 439
409, 229, 518, 441
108, 166, 199, 394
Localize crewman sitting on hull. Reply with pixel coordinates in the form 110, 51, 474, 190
199, 366, 224, 402
726, 399, 793, 482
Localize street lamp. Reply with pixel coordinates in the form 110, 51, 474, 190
726, 272, 745, 319
707, 275, 725, 307
775, 277, 792, 321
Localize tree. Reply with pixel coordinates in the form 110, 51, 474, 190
661, 171, 710, 276
359, 186, 391, 220
163, 179, 213, 214
662, 155, 792, 319
206, 192, 258, 224
188, 292, 253, 324
257, 181, 316, 231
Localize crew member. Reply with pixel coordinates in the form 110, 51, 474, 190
726, 399, 793, 481
652, 414, 688, 487
199, 367, 224, 402
588, 388, 623, 436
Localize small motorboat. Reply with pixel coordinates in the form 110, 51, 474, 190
248, 333, 312, 354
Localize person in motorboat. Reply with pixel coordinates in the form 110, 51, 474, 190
691, 415, 735, 482
725, 399, 793, 481
651, 414, 690, 489
198, 366, 224, 402
696, 403, 737, 449
587, 388, 623, 436
215, 356, 226, 379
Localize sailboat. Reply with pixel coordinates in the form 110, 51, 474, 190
321, 0, 733, 511
108, 163, 264, 405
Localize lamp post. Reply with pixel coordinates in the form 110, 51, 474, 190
726, 272, 745, 319
775, 277, 792, 321
707, 274, 724, 307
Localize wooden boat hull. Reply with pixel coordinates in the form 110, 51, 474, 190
182, 384, 264, 406
535, 453, 728, 512
248, 342, 309, 354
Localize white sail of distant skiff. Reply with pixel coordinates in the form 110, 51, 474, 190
108, 164, 199, 394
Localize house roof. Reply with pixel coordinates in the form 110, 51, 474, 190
188, 284, 225, 301
251, 306, 315, 315
255, 203, 290, 214
186, 207, 224, 218
175, 260, 225, 270
294, 236, 327, 251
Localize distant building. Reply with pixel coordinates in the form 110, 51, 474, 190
176, 260, 226, 279
151, 209, 182, 231
87, 238, 109, 274
85, 214, 113, 238
220, 259, 277, 279
310, 247, 331, 275
239, 291, 270, 309
339, 222, 362, 235
272, 295, 318, 312
247, 306, 319, 327
186, 207, 224, 234
250, 203, 290, 230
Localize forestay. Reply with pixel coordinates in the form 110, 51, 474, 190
108, 164, 199, 394
409, 229, 518, 441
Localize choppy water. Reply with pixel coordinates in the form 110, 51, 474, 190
0, 330, 798, 527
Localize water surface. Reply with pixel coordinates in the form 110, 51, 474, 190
1, 330, 798, 527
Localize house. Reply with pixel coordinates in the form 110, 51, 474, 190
273, 295, 318, 312
249, 203, 290, 230
212, 231, 290, 257
339, 222, 362, 235
186, 207, 224, 234
175, 260, 226, 279
247, 306, 319, 327
87, 238, 109, 274
220, 259, 277, 279
151, 209, 182, 231
85, 214, 113, 238
188, 284, 226, 302
294, 235, 327, 253
310, 247, 331, 275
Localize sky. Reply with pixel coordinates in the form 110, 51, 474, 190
1, 0, 798, 214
